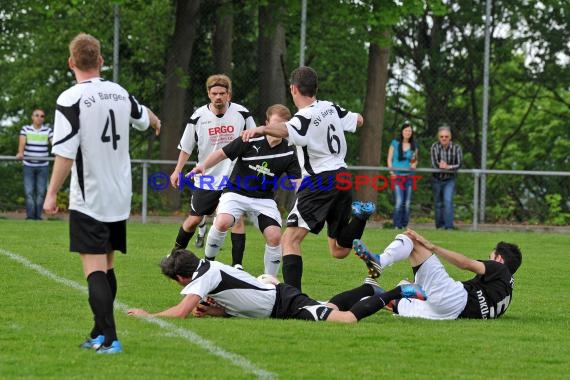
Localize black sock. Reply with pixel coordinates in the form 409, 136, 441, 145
175, 226, 194, 249
282, 255, 303, 291
106, 268, 117, 300
329, 284, 374, 311
87, 271, 117, 346
231, 232, 246, 266
336, 218, 367, 248
349, 286, 403, 320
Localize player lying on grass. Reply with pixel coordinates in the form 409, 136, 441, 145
353, 229, 522, 320
127, 248, 426, 323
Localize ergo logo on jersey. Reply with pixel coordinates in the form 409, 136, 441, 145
208, 125, 235, 135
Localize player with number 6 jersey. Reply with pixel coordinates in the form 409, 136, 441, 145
241, 66, 376, 292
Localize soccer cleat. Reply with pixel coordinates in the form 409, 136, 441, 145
195, 234, 205, 248
233, 264, 244, 271
400, 283, 427, 301
79, 335, 104, 350
96, 340, 123, 354
363, 277, 385, 296
353, 239, 382, 279
351, 200, 377, 221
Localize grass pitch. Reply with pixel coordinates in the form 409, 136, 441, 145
1, 219, 568, 379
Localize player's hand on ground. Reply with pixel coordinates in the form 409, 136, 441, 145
127, 308, 151, 317
241, 126, 264, 142
192, 302, 227, 318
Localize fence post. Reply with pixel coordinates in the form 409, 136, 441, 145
142, 161, 148, 224
472, 170, 480, 231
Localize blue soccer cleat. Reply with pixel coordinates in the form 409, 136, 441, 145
96, 340, 123, 354
353, 239, 382, 279
351, 201, 377, 221
79, 335, 104, 350
400, 283, 427, 301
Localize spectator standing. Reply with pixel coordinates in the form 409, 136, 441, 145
16, 108, 53, 220
43, 33, 161, 354
430, 126, 462, 229
387, 121, 418, 229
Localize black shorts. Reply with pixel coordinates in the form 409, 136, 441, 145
271, 283, 333, 321
190, 189, 223, 216
69, 210, 126, 254
287, 170, 352, 237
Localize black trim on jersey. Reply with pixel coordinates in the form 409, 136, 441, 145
332, 103, 349, 118
238, 110, 252, 128
189, 116, 200, 143
192, 260, 211, 281
210, 271, 273, 294
302, 146, 315, 175
129, 94, 144, 119
76, 146, 85, 201
290, 115, 311, 136
53, 99, 81, 147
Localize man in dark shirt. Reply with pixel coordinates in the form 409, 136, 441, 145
187, 104, 301, 276
352, 229, 522, 320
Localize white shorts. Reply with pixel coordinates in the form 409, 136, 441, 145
396, 255, 467, 320
217, 192, 282, 227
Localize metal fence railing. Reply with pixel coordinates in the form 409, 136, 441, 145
2, 155, 569, 229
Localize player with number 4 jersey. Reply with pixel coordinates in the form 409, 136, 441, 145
43, 33, 161, 355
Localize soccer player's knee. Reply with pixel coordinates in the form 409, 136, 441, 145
395, 233, 413, 251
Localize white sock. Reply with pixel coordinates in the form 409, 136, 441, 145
379, 234, 413, 268
263, 244, 282, 276
205, 225, 227, 260
198, 218, 207, 236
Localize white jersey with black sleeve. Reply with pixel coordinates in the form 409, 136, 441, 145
178, 102, 256, 189
181, 260, 276, 318
285, 100, 358, 176
51, 78, 150, 222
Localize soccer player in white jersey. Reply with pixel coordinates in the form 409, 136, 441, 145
43, 33, 161, 354
187, 104, 301, 276
127, 248, 425, 322
170, 75, 256, 262
353, 229, 522, 320
241, 66, 375, 291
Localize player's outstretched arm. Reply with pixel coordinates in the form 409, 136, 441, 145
406, 229, 485, 275
190, 149, 228, 176
128, 293, 201, 319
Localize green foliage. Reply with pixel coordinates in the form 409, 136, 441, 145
545, 194, 570, 226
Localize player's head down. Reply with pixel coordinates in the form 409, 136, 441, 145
494, 242, 522, 275
160, 249, 201, 281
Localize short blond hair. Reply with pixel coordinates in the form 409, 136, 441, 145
206, 74, 232, 94
69, 33, 101, 71
266, 104, 291, 121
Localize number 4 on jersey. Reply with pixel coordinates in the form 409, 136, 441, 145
101, 110, 121, 150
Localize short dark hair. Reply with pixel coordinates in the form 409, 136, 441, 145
290, 66, 318, 97
495, 242, 522, 275
159, 248, 201, 280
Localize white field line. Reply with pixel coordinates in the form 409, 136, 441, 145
0, 248, 277, 380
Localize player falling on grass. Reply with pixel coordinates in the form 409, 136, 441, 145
43, 33, 161, 354
170, 74, 256, 259
127, 248, 426, 322
241, 66, 375, 292
353, 229, 522, 319
187, 104, 301, 275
